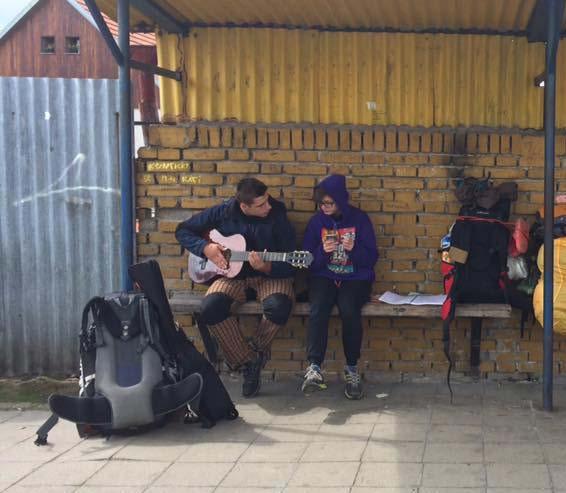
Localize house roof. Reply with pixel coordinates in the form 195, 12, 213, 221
75, 0, 155, 45
0, 0, 155, 45
93, 0, 565, 36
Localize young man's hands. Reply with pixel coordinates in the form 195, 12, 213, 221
204, 243, 228, 269
249, 251, 271, 274
205, 244, 271, 274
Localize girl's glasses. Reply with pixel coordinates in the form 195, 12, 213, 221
319, 200, 335, 207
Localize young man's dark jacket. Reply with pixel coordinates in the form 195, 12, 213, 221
175, 197, 296, 278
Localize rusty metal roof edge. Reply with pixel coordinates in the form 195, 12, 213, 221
176, 21, 536, 38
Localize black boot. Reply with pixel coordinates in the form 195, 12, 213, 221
242, 352, 265, 398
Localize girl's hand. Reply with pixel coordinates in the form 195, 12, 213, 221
323, 239, 337, 253
342, 236, 355, 251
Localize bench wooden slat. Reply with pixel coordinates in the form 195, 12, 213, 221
169, 292, 512, 319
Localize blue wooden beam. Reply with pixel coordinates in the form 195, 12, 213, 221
130, 60, 182, 81
84, 0, 181, 81
84, 0, 123, 64
130, 0, 188, 34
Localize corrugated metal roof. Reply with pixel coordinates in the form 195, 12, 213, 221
157, 28, 557, 129
96, 0, 540, 34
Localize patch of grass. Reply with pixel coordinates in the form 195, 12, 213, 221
0, 377, 77, 409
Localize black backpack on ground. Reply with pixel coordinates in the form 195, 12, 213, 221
35, 261, 237, 445
36, 291, 204, 444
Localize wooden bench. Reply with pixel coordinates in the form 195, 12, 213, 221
169, 291, 512, 371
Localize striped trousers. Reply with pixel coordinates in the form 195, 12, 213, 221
202, 276, 294, 368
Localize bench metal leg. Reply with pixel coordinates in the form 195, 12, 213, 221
470, 318, 483, 370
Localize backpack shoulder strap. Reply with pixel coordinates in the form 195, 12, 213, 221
34, 414, 59, 446
440, 261, 457, 404
80, 297, 105, 338
442, 306, 456, 404
36, 297, 105, 446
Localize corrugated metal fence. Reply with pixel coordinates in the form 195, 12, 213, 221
0, 77, 121, 376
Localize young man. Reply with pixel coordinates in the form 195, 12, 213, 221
302, 174, 378, 399
175, 178, 296, 397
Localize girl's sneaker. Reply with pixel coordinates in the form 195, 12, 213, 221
301, 363, 326, 393
344, 366, 363, 400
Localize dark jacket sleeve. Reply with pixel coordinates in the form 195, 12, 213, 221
302, 215, 330, 272
270, 206, 297, 278
349, 212, 379, 269
175, 203, 227, 258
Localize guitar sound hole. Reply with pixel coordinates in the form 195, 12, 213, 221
223, 249, 232, 266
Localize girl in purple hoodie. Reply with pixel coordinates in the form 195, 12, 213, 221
302, 174, 378, 399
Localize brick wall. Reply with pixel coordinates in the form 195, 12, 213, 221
136, 123, 566, 380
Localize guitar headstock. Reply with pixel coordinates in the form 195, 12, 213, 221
287, 250, 314, 269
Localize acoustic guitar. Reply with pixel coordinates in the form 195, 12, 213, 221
188, 229, 313, 283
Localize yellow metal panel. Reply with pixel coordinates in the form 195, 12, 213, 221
156, 33, 183, 121
157, 28, 560, 128
99, 0, 537, 32
161, 28, 320, 123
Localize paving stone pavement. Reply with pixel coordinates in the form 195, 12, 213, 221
2, 377, 566, 492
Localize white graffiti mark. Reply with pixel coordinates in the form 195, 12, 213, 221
47, 153, 86, 192
14, 186, 120, 206
13, 153, 120, 206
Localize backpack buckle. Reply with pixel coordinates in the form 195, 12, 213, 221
121, 322, 130, 340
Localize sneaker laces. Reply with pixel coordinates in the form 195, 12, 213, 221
304, 365, 322, 382
345, 370, 361, 386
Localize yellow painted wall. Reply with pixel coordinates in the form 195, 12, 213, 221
157, 28, 565, 129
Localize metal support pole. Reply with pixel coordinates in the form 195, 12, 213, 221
118, 0, 134, 291
542, 0, 564, 411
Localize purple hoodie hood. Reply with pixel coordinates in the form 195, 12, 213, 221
315, 174, 351, 218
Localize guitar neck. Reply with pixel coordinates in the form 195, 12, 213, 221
230, 251, 287, 262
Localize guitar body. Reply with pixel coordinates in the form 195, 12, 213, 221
187, 229, 313, 284
188, 230, 246, 283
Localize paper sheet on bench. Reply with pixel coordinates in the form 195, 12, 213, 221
378, 291, 447, 305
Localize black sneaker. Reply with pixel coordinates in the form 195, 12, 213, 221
301, 363, 327, 393
242, 353, 264, 398
344, 367, 363, 400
